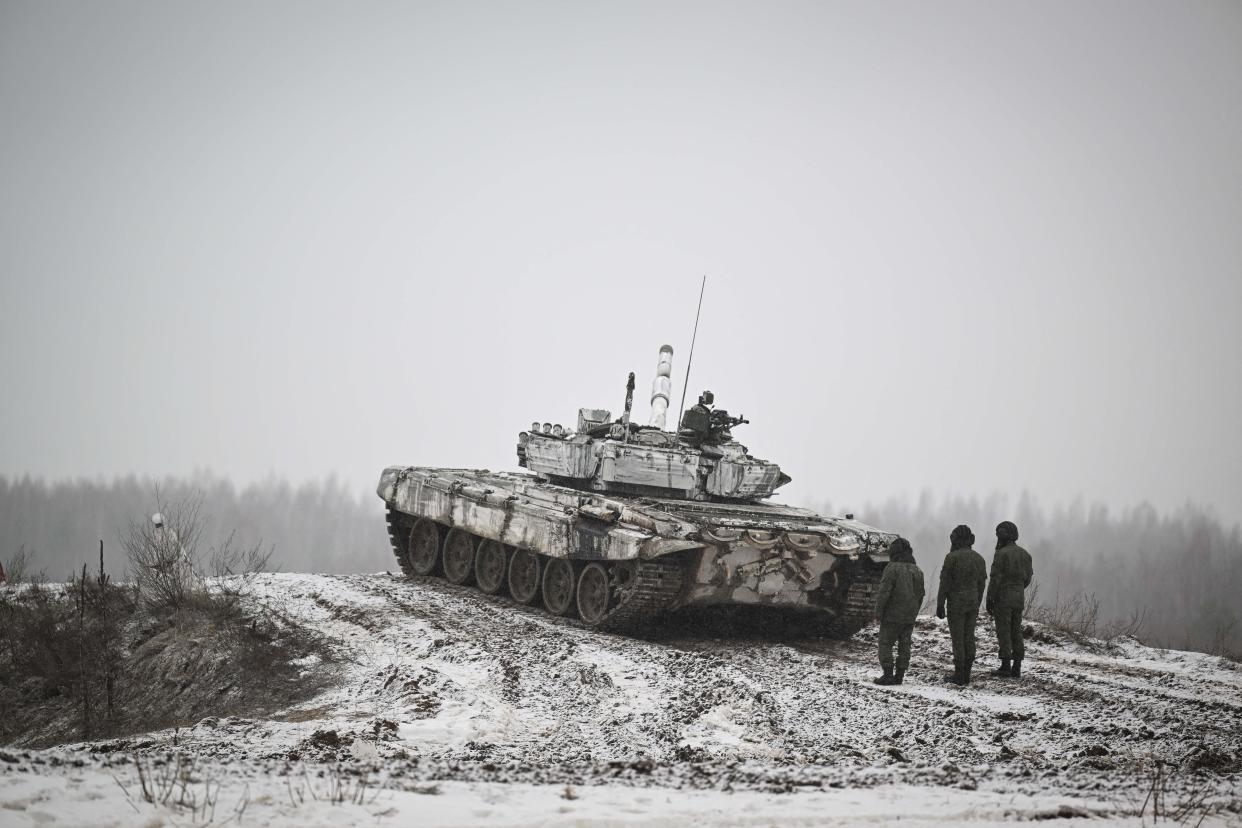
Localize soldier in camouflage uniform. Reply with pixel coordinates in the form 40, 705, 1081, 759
936, 524, 987, 686
873, 537, 925, 686
986, 520, 1034, 678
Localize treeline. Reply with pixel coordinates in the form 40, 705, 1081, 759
843, 492, 1242, 657
3, 475, 1239, 657
0, 473, 390, 580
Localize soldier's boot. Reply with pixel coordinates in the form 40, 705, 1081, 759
894, 670, 905, 686
873, 668, 897, 686
1011, 658, 1022, 679
993, 658, 1012, 677
963, 661, 973, 686
944, 663, 964, 684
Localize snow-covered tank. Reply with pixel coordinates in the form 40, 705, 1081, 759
378, 345, 897, 635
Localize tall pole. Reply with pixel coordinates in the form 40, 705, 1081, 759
675, 275, 707, 434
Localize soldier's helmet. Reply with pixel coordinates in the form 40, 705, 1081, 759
995, 521, 1019, 542
887, 537, 914, 561
950, 524, 974, 549
698, 390, 714, 406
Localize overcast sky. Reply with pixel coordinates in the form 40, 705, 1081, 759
2, 1, 1240, 526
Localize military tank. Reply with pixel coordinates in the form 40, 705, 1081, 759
378, 344, 897, 636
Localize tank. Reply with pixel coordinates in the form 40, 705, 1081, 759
378, 345, 898, 636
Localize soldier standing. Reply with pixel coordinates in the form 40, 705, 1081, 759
986, 521, 1034, 678
936, 524, 987, 686
873, 537, 925, 686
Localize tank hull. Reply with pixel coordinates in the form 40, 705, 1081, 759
379, 466, 895, 636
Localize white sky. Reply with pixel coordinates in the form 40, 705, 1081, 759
2, 1, 1240, 525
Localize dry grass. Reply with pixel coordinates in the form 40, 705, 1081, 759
1131, 756, 1239, 825
284, 763, 389, 807
1026, 583, 1148, 645
113, 751, 253, 825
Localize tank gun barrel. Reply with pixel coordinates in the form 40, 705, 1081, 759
648, 344, 674, 429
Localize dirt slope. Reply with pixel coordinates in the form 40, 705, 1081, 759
99, 575, 1242, 785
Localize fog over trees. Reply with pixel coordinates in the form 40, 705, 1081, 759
0, 473, 390, 582
3, 473, 1238, 658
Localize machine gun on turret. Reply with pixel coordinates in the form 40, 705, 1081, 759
707, 407, 749, 443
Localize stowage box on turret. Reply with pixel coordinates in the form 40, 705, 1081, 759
378, 345, 897, 636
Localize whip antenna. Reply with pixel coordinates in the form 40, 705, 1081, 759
675, 275, 707, 434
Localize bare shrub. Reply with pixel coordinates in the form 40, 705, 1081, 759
116, 751, 248, 824
123, 490, 271, 614
1133, 757, 1234, 825
208, 530, 272, 616
123, 493, 204, 611
0, 555, 133, 741
1099, 607, 1149, 644
1028, 585, 1100, 639
0, 579, 72, 713
1028, 583, 1148, 645
284, 764, 385, 807
2, 545, 38, 585
1207, 614, 1241, 663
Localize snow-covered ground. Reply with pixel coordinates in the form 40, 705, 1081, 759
2, 572, 1239, 826
0, 770, 1149, 827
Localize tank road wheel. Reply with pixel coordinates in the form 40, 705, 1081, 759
541, 558, 576, 616
577, 563, 611, 626
475, 540, 508, 595
406, 519, 442, 577
508, 549, 542, 605
442, 528, 477, 585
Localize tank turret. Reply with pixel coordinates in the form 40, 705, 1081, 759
517, 346, 791, 501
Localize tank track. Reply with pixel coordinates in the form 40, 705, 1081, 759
595, 558, 685, 631
385, 508, 683, 631
820, 565, 884, 639
386, 507, 415, 578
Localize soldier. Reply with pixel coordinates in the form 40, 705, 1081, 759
936, 524, 987, 686
986, 520, 1034, 678
873, 537, 925, 686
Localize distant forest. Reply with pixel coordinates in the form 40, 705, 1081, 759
3, 474, 1239, 657
0, 473, 391, 580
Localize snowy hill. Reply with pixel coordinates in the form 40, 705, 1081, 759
1, 572, 1239, 826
